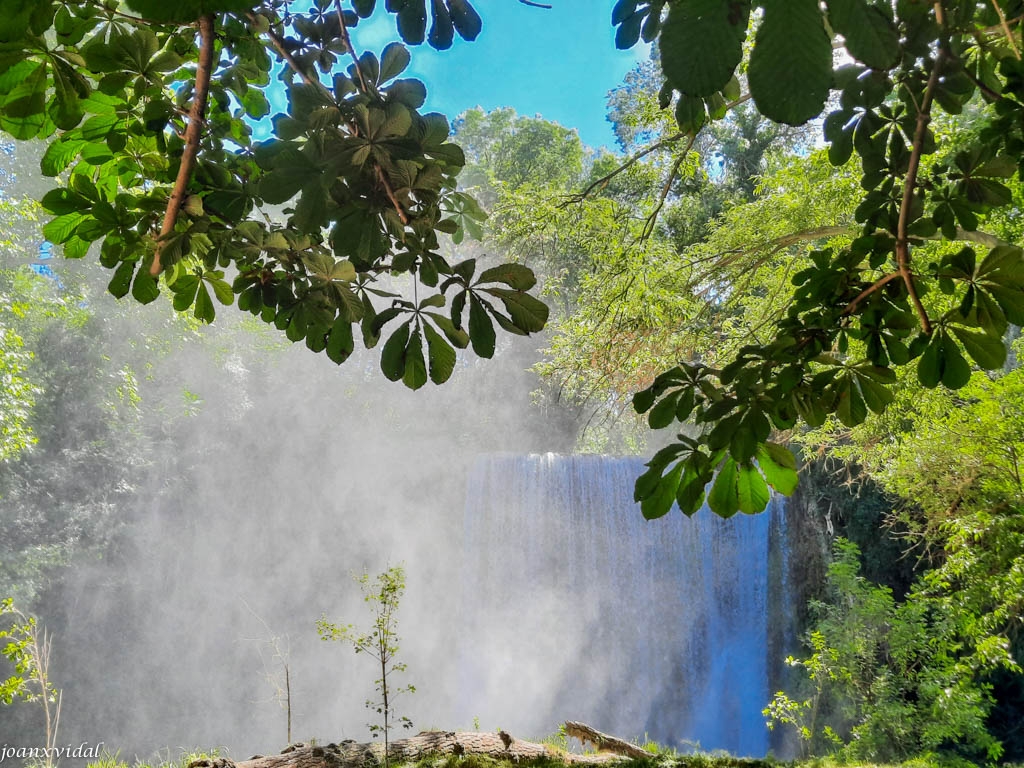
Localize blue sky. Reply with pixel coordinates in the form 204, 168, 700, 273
351, 1, 650, 151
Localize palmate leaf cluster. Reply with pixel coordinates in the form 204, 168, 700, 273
0, 0, 546, 391
607, 0, 1024, 517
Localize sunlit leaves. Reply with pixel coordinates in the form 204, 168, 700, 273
748, 0, 832, 126
659, 0, 749, 99
825, 0, 899, 70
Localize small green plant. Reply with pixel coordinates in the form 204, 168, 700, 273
317, 565, 415, 768
1, 598, 61, 768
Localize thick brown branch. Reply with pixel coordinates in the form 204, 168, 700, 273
150, 13, 216, 276
895, 52, 943, 334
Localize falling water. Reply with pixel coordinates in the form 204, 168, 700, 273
460, 453, 790, 757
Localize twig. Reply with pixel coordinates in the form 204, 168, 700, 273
259, 20, 326, 91
640, 135, 696, 241
842, 271, 902, 315
150, 13, 216, 276
518, 0, 553, 7
564, 132, 686, 204
335, 0, 369, 92
991, 0, 1021, 58
895, 51, 942, 334
334, 1, 409, 225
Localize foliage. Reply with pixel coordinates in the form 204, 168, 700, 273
801, 360, 1024, 757
0, 598, 61, 766
317, 565, 415, 766
765, 540, 1002, 762
0, 0, 547, 392
611, 0, 1024, 517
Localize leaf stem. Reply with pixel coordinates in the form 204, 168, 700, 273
895, 52, 942, 334
334, 1, 410, 225
990, 0, 1021, 59
335, 0, 369, 93
843, 271, 903, 315
150, 13, 216, 276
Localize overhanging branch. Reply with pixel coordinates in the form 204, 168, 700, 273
150, 13, 216, 276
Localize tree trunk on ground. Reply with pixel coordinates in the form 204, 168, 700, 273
190, 729, 625, 768
563, 723, 650, 760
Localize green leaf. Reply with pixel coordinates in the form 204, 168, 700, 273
648, 390, 681, 429
327, 317, 355, 365
379, 43, 411, 82
708, 458, 739, 518
826, 0, 899, 70
756, 443, 798, 495
42, 212, 84, 244
194, 282, 215, 323
736, 462, 771, 514
660, 0, 749, 97
131, 267, 159, 304
40, 137, 84, 176
918, 330, 972, 389
676, 458, 709, 516
748, 0, 831, 125
950, 325, 1006, 370
108, 260, 135, 299
468, 294, 495, 358
484, 288, 549, 333
381, 321, 411, 381
402, 326, 428, 389
640, 462, 683, 520
448, 0, 481, 41
123, 0, 255, 23
477, 263, 536, 290
423, 322, 456, 384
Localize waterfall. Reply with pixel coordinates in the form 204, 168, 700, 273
460, 453, 789, 757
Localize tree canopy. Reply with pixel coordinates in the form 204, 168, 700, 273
3, 0, 1024, 516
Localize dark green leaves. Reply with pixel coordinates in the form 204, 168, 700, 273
825, 0, 899, 70
386, 0, 481, 48
123, 0, 255, 23
660, 0, 749, 98
918, 329, 972, 389
748, 0, 832, 125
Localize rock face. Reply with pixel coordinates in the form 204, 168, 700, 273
191, 730, 623, 768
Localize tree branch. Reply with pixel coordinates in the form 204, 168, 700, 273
564, 132, 686, 204
150, 13, 216, 276
334, 0, 409, 225
990, 0, 1021, 59
895, 52, 942, 334
843, 271, 903, 315
640, 135, 696, 241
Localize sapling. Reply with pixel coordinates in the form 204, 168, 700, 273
317, 566, 415, 768
0, 599, 62, 767
241, 601, 293, 745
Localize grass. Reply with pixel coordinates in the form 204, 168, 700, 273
80, 745, 1024, 768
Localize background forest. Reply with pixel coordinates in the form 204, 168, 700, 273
1, 12, 1023, 767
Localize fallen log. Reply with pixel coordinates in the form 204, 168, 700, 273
563, 723, 650, 760
190, 728, 627, 768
